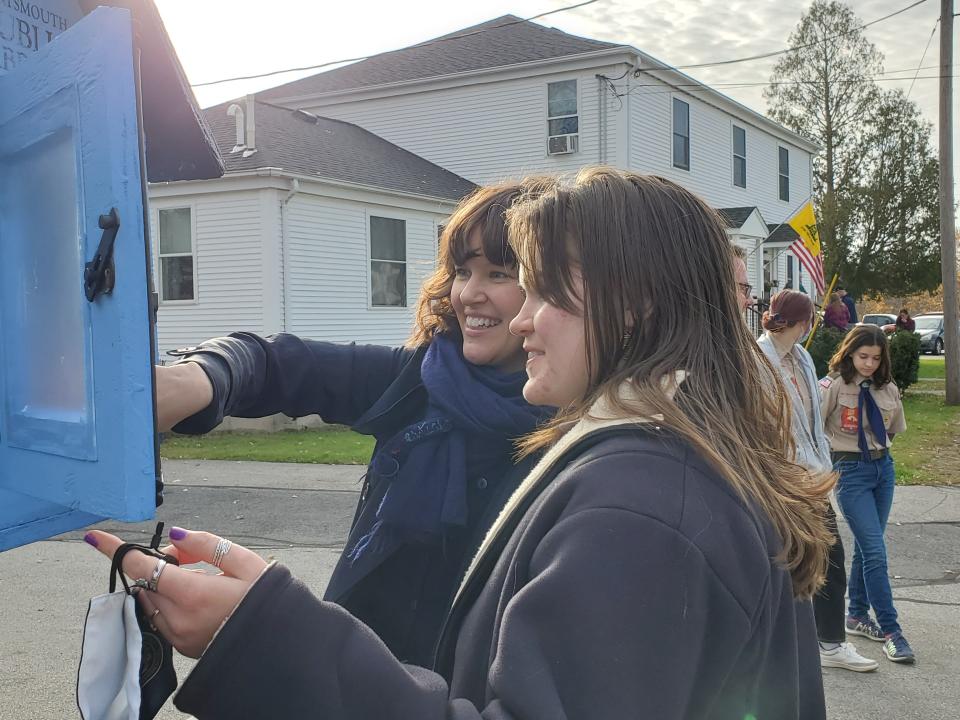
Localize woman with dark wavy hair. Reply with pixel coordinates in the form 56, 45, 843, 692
88, 168, 834, 719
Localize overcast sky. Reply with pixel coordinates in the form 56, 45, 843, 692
154, 0, 954, 183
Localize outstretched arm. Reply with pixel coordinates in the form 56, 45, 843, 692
155, 362, 213, 432
159, 332, 415, 434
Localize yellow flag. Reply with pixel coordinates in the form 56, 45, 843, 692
787, 201, 820, 258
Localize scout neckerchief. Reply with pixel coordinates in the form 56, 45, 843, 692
857, 379, 887, 461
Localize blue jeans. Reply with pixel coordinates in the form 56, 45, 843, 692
834, 455, 900, 636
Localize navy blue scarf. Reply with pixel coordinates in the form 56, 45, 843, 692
348, 334, 550, 562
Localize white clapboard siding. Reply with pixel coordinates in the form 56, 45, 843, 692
766, 248, 815, 298
303, 66, 625, 186
628, 76, 813, 225
151, 190, 277, 357
284, 194, 438, 345
730, 235, 762, 296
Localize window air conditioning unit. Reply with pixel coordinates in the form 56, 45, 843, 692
548, 133, 579, 155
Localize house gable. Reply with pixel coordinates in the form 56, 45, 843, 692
719, 207, 769, 239
254, 15, 816, 221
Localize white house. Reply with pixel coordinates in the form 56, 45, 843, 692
149, 98, 475, 356
718, 207, 771, 297
152, 15, 820, 358
259, 15, 818, 301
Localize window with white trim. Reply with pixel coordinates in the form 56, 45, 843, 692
672, 98, 690, 170
370, 216, 406, 307
733, 125, 746, 188
778, 147, 790, 202
547, 79, 579, 155
158, 207, 194, 301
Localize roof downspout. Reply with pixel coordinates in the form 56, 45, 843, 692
280, 179, 301, 332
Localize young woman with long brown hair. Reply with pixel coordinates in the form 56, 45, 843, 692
87, 168, 834, 719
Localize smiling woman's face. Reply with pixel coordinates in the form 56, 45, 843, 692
450, 230, 527, 373
507, 269, 588, 408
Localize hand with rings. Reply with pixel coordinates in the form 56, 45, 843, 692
84, 527, 267, 659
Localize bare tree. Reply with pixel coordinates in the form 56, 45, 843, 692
763, 0, 937, 298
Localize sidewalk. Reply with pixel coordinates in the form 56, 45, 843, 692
824, 484, 959, 719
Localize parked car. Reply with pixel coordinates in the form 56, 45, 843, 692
858, 313, 897, 333
915, 314, 944, 355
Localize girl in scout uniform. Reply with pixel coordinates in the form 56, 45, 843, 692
820, 325, 914, 664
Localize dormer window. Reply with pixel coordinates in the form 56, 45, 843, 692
547, 80, 578, 155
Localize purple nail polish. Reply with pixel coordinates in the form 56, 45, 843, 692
169, 527, 187, 541
83, 533, 98, 548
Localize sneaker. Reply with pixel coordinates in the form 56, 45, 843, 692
846, 615, 884, 642
883, 632, 916, 664
819, 642, 879, 672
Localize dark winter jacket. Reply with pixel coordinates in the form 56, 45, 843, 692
169, 332, 538, 665
896, 317, 915, 332
823, 303, 849, 331
173, 412, 826, 720
840, 295, 858, 324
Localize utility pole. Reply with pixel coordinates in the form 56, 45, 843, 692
941, 0, 959, 404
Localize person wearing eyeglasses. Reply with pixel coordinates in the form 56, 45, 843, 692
730, 244, 754, 311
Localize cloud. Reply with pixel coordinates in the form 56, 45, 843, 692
552, 0, 941, 128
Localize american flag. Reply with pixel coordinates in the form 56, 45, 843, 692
786, 201, 824, 297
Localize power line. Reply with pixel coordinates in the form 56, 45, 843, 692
191, 0, 930, 96
191, 0, 601, 88
671, 0, 930, 71
906, 21, 940, 99
616, 74, 958, 99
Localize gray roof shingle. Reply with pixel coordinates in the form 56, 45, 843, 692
204, 100, 477, 201
260, 15, 622, 99
765, 222, 801, 244
717, 206, 757, 229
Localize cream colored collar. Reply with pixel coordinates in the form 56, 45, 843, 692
766, 330, 798, 361
454, 372, 687, 605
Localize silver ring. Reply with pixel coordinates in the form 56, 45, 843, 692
133, 578, 150, 591
149, 608, 161, 631
148, 559, 167, 592
212, 538, 232, 569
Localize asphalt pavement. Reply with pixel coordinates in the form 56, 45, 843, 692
0, 460, 957, 719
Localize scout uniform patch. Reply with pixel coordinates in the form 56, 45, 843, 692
840, 406, 859, 434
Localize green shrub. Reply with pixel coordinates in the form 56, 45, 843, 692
889, 330, 921, 395
807, 326, 847, 378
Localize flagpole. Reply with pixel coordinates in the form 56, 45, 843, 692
804, 273, 839, 351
